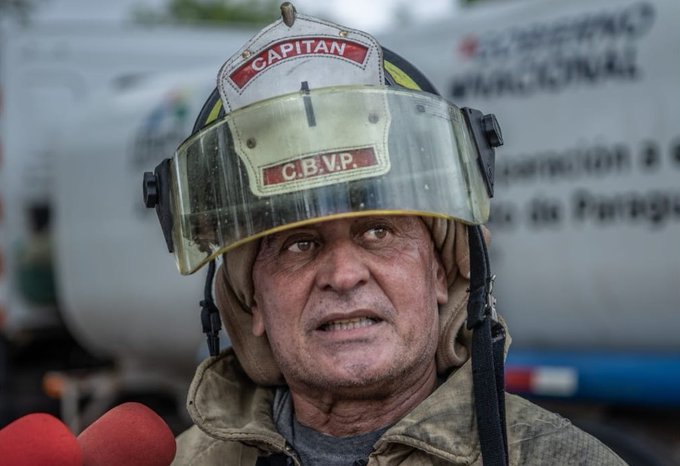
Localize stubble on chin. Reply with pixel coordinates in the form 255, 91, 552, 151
277, 338, 438, 401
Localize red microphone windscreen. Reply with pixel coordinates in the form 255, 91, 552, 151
0, 413, 83, 466
77, 402, 176, 466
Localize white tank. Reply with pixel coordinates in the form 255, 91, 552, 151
53, 71, 217, 379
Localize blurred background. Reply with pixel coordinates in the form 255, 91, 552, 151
0, 0, 678, 464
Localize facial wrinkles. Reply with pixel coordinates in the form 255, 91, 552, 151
366, 229, 440, 324
251, 217, 443, 393
258, 218, 436, 327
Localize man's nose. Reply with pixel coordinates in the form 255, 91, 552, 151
315, 240, 370, 292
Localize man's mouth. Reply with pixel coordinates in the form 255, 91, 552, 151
318, 317, 380, 332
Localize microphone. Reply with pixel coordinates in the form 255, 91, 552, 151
77, 402, 176, 466
0, 412, 83, 466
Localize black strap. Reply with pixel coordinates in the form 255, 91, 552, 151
200, 260, 223, 357
466, 225, 508, 466
256, 453, 291, 466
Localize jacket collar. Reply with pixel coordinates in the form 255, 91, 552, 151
374, 359, 481, 463
187, 350, 287, 453
187, 349, 481, 463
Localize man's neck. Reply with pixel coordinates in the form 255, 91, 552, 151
288, 364, 438, 437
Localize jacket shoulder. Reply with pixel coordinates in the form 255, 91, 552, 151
172, 425, 260, 466
505, 394, 627, 465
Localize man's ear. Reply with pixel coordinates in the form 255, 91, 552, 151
251, 301, 266, 337
435, 254, 448, 305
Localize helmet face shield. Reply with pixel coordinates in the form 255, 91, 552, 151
168, 85, 490, 274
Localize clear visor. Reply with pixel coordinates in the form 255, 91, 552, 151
171, 85, 489, 274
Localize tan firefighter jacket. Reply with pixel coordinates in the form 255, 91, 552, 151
171, 350, 626, 465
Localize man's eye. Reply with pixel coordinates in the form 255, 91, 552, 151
364, 226, 389, 241
286, 239, 316, 253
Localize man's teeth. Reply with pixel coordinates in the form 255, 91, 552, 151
320, 317, 377, 331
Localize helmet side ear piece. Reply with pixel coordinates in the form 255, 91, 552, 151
143, 159, 174, 253
463, 109, 503, 198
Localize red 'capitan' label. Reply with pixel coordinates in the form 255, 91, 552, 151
230, 38, 370, 89
262, 148, 377, 187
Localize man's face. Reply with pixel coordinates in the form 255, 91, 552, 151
251, 215, 448, 396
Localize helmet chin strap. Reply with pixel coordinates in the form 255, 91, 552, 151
467, 224, 508, 466
200, 260, 223, 357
